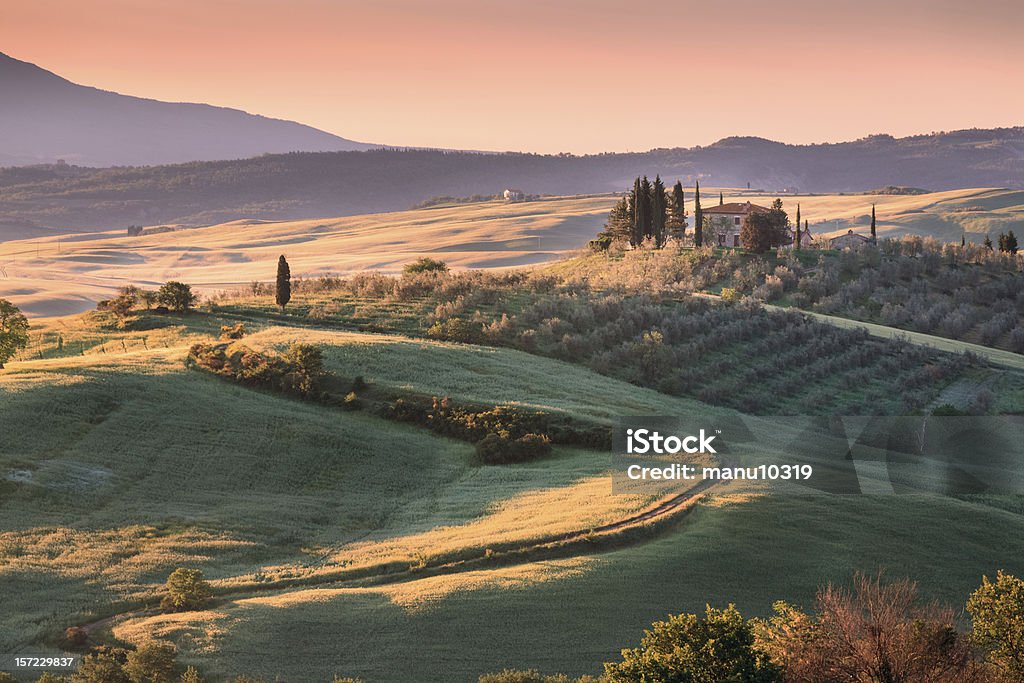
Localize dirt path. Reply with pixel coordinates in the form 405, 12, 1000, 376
80, 476, 721, 636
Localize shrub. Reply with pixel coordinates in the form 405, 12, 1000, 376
605, 605, 780, 682
124, 641, 177, 683
160, 568, 212, 612
968, 570, 1024, 678
219, 323, 247, 340
72, 648, 130, 683
720, 287, 742, 303
157, 282, 197, 312
65, 625, 89, 647
0, 299, 30, 369
403, 257, 449, 274
474, 432, 552, 465
342, 391, 361, 411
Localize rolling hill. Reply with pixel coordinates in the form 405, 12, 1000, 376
0, 52, 375, 168
2, 127, 1024, 238
4, 189, 1024, 319
3, 301, 1022, 682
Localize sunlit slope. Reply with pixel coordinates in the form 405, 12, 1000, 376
714, 188, 1024, 242
111, 494, 1024, 683
5, 188, 1024, 319
0, 195, 617, 317
0, 321, 730, 649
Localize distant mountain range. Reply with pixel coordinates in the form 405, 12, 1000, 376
3, 127, 1024, 239
1, 53, 1022, 239
0, 52, 375, 167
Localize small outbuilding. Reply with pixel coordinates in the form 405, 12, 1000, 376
829, 229, 872, 250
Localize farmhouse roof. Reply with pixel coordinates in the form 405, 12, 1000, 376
702, 201, 771, 215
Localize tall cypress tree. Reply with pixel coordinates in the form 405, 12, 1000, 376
870, 204, 877, 242
669, 180, 686, 242
630, 177, 643, 247
694, 181, 703, 248
276, 254, 291, 313
638, 176, 653, 244
652, 175, 667, 247
795, 204, 801, 250
719, 191, 724, 205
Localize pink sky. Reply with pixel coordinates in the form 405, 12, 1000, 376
5, 0, 1023, 153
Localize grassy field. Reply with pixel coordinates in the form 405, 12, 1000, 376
0, 319, 731, 653
3, 192, 1024, 681
2, 311, 1023, 682
109, 494, 1024, 682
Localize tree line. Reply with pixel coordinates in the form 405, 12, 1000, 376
593, 178, 796, 254
478, 570, 1024, 683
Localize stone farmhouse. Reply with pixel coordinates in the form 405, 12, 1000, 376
702, 201, 772, 247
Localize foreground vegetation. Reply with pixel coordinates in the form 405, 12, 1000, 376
3, 230, 1024, 681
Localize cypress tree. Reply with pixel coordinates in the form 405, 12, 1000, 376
694, 181, 703, 248
804, 220, 809, 247
276, 254, 291, 313
870, 204, 877, 242
631, 177, 643, 247
984, 235, 994, 251
638, 176, 653, 244
719, 191, 724, 205
652, 175, 667, 247
795, 204, 801, 249
962, 233, 966, 248
669, 180, 686, 242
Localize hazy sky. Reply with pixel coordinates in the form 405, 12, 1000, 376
5, 0, 1023, 153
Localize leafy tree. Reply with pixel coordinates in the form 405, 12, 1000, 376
758, 573, 982, 683
693, 181, 703, 247
161, 568, 212, 612
275, 254, 291, 313
156, 282, 196, 313
403, 257, 449, 274
72, 649, 130, 683
652, 175, 667, 247
968, 570, 1024, 678
741, 206, 789, 254
870, 203, 877, 242
124, 641, 177, 683
0, 298, 30, 369
604, 605, 781, 682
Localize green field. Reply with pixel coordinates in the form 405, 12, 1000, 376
4, 193, 1024, 682
3, 307, 1023, 682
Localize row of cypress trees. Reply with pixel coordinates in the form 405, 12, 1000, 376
603, 176, 689, 248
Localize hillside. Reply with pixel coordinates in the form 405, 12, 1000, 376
0, 52, 374, 168
3, 284, 1022, 681
0, 195, 618, 317
2, 128, 1024, 236
5, 189, 1024, 319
